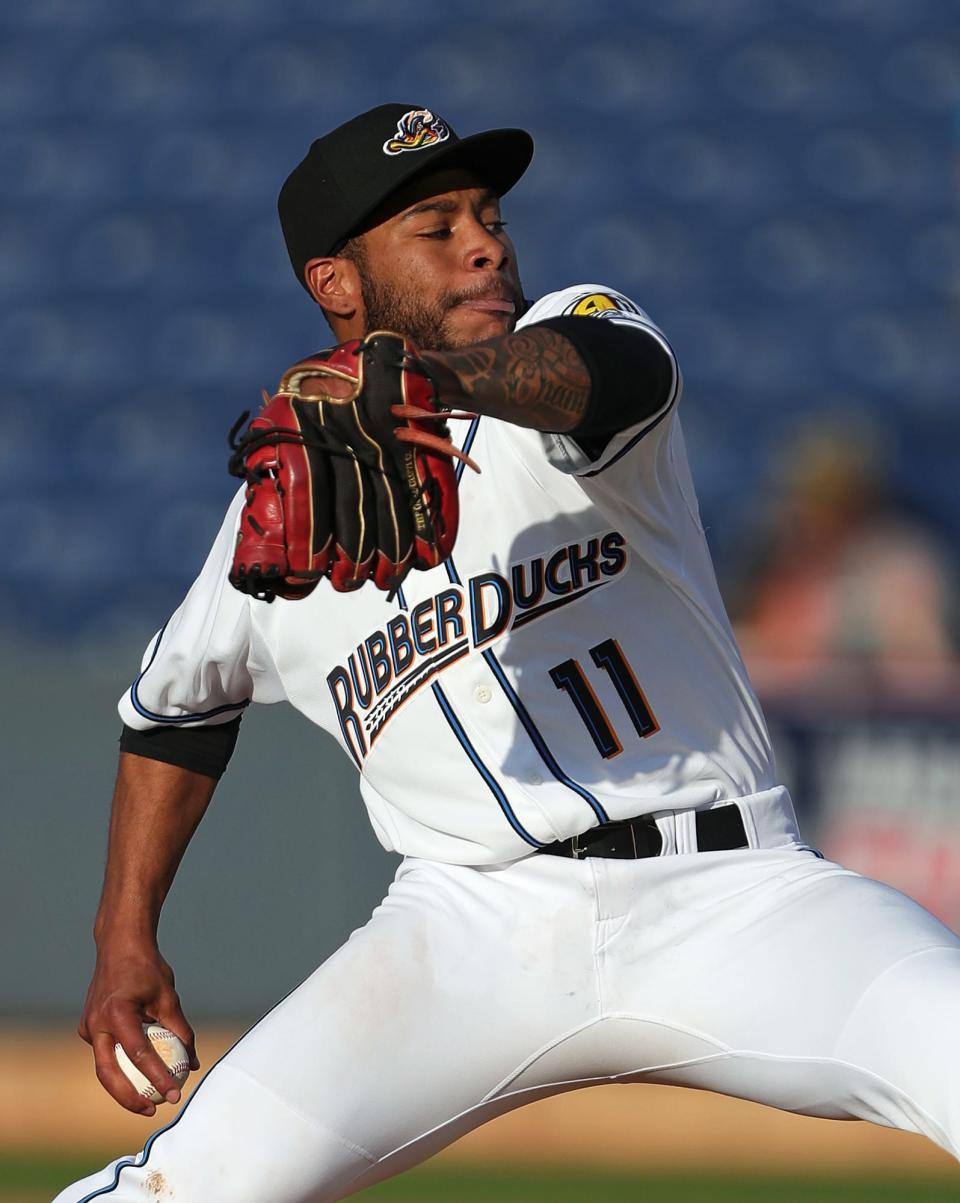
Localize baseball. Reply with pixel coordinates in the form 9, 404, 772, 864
114, 1023, 190, 1104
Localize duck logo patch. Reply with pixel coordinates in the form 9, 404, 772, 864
383, 109, 451, 156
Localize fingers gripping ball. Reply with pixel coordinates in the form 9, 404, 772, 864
227, 332, 477, 600
114, 1023, 190, 1105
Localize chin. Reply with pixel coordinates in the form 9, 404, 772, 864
444, 310, 515, 348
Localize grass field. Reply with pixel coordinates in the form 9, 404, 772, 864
9, 1155, 960, 1203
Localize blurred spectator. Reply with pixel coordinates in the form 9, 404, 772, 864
728, 416, 959, 702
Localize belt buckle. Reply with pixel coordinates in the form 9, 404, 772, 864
570, 832, 585, 859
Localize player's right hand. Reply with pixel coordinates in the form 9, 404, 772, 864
78, 939, 199, 1116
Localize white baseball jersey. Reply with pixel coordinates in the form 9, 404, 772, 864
60, 285, 959, 1203
120, 284, 780, 864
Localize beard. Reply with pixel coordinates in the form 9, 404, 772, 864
355, 257, 522, 351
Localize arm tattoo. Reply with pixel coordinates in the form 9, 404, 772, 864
426, 328, 591, 433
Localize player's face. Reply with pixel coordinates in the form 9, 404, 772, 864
355, 185, 524, 350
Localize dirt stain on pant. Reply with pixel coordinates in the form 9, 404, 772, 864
145, 1170, 169, 1197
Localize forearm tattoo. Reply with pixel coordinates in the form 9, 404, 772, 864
428, 329, 591, 432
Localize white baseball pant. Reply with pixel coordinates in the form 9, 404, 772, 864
54, 795, 960, 1203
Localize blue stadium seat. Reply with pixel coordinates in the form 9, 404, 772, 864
5, 1, 957, 637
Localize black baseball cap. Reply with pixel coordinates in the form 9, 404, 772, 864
278, 103, 534, 290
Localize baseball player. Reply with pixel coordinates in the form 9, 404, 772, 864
56, 104, 960, 1203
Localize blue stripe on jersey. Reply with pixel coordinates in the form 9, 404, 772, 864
455, 416, 480, 483
480, 649, 609, 824
442, 499, 609, 826
399, 584, 542, 846
129, 621, 251, 725
578, 398, 673, 478
431, 682, 545, 848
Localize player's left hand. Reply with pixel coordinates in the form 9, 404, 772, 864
227, 331, 478, 601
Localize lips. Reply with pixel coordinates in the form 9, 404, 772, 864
457, 297, 516, 315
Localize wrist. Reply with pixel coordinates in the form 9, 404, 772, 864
420, 351, 468, 410
94, 907, 160, 950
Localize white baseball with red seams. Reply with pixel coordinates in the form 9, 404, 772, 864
114, 1024, 190, 1105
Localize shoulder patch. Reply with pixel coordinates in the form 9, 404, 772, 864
563, 291, 643, 319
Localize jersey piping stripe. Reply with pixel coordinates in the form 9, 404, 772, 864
441, 529, 610, 827
431, 681, 546, 848
480, 648, 609, 824
442, 412, 608, 830
454, 416, 481, 484
579, 394, 674, 478
71, 979, 304, 1203
129, 620, 251, 725
395, 583, 543, 849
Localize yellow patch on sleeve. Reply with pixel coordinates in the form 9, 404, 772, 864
570, 293, 622, 316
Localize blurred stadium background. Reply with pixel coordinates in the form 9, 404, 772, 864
3, 0, 959, 1198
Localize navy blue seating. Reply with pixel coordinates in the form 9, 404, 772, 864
3, 0, 957, 638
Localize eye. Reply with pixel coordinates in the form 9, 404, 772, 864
418, 227, 453, 240
486, 219, 508, 235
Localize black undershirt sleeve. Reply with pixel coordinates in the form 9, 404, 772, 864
119, 715, 242, 780
530, 315, 676, 460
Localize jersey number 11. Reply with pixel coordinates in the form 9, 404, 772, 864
549, 638, 659, 760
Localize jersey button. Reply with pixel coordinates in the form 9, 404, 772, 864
526, 771, 544, 786
474, 685, 493, 704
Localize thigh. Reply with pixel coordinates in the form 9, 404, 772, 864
54, 855, 600, 1203
611, 851, 960, 1156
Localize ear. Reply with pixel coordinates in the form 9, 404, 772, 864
303, 256, 362, 321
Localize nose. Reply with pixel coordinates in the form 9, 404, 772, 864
465, 219, 510, 272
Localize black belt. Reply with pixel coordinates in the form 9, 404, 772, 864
539, 804, 748, 860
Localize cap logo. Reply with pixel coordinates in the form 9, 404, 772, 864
383, 108, 450, 156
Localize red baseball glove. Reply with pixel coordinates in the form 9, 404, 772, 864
227, 332, 476, 600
